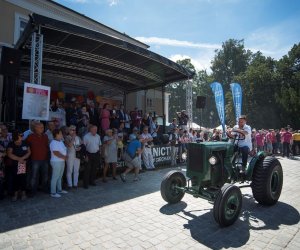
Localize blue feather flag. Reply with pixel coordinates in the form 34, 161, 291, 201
230, 83, 242, 124
210, 82, 226, 133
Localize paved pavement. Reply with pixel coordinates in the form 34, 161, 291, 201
0, 156, 299, 250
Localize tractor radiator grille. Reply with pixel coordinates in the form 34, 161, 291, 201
187, 143, 204, 173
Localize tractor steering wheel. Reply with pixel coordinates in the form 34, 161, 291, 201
227, 129, 246, 141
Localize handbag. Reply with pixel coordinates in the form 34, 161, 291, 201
75, 150, 81, 159
17, 162, 26, 175
75, 144, 87, 161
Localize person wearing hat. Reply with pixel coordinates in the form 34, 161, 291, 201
177, 110, 189, 130
132, 127, 139, 132
227, 115, 252, 174
131, 127, 140, 142
65, 125, 83, 189
120, 134, 143, 182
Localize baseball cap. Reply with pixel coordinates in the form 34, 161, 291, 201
129, 134, 136, 141
132, 127, 139, 131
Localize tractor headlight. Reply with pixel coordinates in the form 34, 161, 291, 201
209, 156, 217, 165
182, 152, 187, 160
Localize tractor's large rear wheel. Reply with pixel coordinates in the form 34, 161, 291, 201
161, 171, 186, 204
213, 184, 242, 227
251, 156, 283, 205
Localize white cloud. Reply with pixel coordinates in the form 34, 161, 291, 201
136, 34, 296, 67
246, 28, 284, 58
169, 53, 214, 72
135, 37, 221, 50
245, 17, 300, 60
108, 0, 119, 6
134, 36, 220, 72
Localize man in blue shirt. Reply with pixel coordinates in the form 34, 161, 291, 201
120, 134, 142, 182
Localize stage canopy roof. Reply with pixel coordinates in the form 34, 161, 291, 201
16, 13, 194, 95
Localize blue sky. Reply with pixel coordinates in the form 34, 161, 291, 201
55, 0, 300, 71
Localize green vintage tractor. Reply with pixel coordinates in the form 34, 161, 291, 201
161, 133, 283, 227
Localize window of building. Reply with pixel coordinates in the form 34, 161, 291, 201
14, 13, 29, 44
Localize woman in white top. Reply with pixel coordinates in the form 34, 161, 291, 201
65, 125, 82, 189
49, 129, 67, 198
102, 129, 118, 182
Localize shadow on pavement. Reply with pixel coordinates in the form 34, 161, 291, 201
0, 168, 173, 233
159, 195, 300, 249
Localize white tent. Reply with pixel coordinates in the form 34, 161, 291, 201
165, 121, 206, 130
189, 122, 208, 130
190, 122, 201, 129
216, 124, 228, 131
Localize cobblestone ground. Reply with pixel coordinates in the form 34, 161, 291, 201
0, 156, 299, 250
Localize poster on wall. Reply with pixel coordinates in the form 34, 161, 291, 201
22, 82, 50, 121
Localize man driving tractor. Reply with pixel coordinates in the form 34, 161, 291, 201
227, 115, 252, 173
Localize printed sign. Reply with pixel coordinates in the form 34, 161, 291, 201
22, 83, 50, 121
151, 145, 172, 164
116, 145, 172, 168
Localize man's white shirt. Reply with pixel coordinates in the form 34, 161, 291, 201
233, 124, 252, 151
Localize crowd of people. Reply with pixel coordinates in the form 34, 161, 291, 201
250, 127, 300, 158
220, 127, 300, 157
0, 101, 163, 201
0, 99, 299, 202
167, 117, 300, 167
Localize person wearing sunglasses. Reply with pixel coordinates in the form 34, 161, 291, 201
65, 125, 83, 189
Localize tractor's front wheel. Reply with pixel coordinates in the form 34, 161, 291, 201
213, 183, 242, 227
251, 156, 283, 205
161, 171, 186, 204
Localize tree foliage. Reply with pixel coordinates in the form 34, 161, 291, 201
275, 43, 300, 128
211, 39, 252, 125
211, 39, 251, 92
167, 40, 300, 129
235, 52, 280, 129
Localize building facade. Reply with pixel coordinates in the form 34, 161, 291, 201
0, 0, 182, 125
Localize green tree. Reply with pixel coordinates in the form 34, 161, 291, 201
235, 52, 280, 128
211, 39, 252, 92
166, 41, 300, 130
275, 43, 300, 128
210, 39, 252, 125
